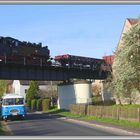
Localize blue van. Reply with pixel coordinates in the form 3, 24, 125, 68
1, 94, 26, 121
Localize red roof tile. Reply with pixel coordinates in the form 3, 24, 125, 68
127, 18, 138, 25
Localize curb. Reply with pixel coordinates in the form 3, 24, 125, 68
61, 117, 140, 136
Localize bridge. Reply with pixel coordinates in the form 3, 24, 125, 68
0, 63, 108, 81
0, 36, 110, 81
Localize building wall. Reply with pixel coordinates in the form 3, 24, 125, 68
12, 80, 21, 95
117, 19, 132, 51
20, 85, 29, 98
12, 80, 28, 98
92, 80, 113, 102
58, 83, 92, 110
101, 82, 113, 102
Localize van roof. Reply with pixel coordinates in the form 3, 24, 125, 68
2, 94, 24, 99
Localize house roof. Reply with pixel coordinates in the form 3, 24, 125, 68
127, 18, 138, 25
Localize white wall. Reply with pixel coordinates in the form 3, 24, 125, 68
12, 80, 21, 95
20, 85, 29, 99
12, 80, 29, 98
58, 84, 76, 109
74, 83, 92, 103
58, 83, 92, 110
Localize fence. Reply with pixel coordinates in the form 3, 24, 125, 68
70, 104, 140, 122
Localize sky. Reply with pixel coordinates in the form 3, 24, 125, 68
0, 4, 140, 59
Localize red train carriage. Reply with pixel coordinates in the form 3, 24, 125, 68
103, 55, 114, 65
55, 54, 109, 71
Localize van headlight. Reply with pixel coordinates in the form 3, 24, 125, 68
21, 109, 25, 113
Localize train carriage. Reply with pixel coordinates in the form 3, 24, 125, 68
55, 54, 108, 71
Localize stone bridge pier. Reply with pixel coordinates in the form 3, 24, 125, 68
57, 80, 92, 110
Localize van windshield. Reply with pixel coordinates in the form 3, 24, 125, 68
3, 98, 24, 105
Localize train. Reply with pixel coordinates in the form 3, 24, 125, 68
0, 36, 110, 72
54, 54, 110, 72
102, 55, 114, 66
0, 36, 51, 66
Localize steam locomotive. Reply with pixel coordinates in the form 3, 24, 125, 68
0, 36, 51, 66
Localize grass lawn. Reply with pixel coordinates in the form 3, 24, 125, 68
112, 104, 140, 108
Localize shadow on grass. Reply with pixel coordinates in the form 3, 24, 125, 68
48, 109, 69, 116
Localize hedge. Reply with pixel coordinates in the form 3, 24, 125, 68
42, 99, 50, 112
26, 100, 31, 107
31, 99, 37, 111
37, 99, 42, 111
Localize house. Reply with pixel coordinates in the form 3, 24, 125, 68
92, 18, 138, 103
12, 80, 58, 99
113, 18, 139, 104
117, 18, 138, 51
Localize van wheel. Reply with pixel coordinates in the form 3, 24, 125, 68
4, 118, 7, 122
21, 116, 25, 120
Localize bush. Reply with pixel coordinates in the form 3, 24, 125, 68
103, 100, 116, 106
37, 99, 42, 111
42, 99, 50, 112
31, 99, 37, 111
92, 95, 103, 105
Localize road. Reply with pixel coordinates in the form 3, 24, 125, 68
5, 112, 128, 136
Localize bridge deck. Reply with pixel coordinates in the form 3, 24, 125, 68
0, 63, 107, 80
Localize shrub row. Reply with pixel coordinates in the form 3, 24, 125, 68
26, 99, 50, 112
91, 96, 115, 106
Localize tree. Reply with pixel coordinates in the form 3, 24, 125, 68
112, 17, 140, 104
92, 84, 101, 96
0, 80, 7, 97
26, 81, 40, 101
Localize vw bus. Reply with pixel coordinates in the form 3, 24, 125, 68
1, 94, 26, 121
